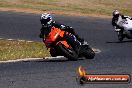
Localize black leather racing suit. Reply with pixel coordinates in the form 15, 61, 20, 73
39, 21, 84, 43
39, 21, 84, 53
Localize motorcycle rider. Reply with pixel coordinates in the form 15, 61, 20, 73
112, 10, 132, 32
39, 13, 85, 53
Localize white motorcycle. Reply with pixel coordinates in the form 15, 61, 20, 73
115, 16, 132, 41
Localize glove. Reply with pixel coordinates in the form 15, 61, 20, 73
60, 25, 73, 30
60, 25, 66, 29
114, 26, 121, 31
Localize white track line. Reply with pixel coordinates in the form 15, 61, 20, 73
92, 48, 101, 53
44, 56, 65, 59
7, 39, 14, 41
17, 40, 25, 42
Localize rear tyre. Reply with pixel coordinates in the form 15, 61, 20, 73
57, 43, 78, 61
84, 46, 95, 59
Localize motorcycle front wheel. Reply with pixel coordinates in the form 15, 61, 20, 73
117, 31, 124, 42
56, 43, 78, 61
50, 48, 58, 57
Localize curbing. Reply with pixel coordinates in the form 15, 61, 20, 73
0, 56, 65, 63
0, 58, 44, 63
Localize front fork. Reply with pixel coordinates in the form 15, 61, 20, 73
63, 32, 81, 52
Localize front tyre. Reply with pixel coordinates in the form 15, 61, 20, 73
56, 43, 78, 61
117, 31, 124, 42
50, 48, 58, 57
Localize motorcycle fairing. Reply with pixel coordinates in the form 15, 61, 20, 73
45, 26, 65, 42
117, 16, 132, 31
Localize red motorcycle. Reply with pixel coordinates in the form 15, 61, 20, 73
43, 26, 95, 61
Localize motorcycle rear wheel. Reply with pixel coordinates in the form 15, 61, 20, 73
83, 46, 95, 59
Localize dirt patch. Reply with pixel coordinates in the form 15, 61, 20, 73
4, 0, 22, 4
1, 0, 132, 18
0, 7, 111, 18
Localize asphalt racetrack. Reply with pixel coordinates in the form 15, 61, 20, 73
0, 11, 132, 88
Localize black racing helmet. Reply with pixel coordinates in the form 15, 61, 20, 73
112, 10, 120, 18
40, 13, 52, 26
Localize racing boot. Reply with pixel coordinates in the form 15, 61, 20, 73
73, 40, 81, 54
77, 37, 89, 45
74, 34, 88, 45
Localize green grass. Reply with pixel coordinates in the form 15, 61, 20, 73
0, 0, 132, 16
0, 39, 50, 61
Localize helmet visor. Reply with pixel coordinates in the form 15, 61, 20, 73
41, 17, 51, 25
114, 14, 119, 18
